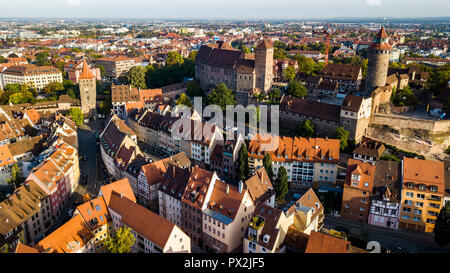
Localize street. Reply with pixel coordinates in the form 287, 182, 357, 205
324, 215, 450, 253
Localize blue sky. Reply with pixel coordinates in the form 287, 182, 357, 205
1, 0, 449, 19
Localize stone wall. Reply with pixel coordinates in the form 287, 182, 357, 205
367, 113, 450, 159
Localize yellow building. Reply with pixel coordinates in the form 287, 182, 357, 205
399, 158, 445, 233
74, 195, 112, 253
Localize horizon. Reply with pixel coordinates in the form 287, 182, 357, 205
1, 0, 450, 20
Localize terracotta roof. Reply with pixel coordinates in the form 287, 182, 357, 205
353, 137, 385, 158
345, 158, 375, 190
206, 179, 246, 220
0, 145, 15, 167
305, 231, 350, 253
376, 27, 389, 39
403, 157, 445, 193
248, 134, 340, 164
283, 225, 309, 253
341, 95, 363, 112
244, 167, 274, 204
182, 167, 215, 210
256, 40, 273, 49
24, 109, 40, 125
35, 214, 93, 253
75, 196, 110, 231
373, 160, 401, 202
99, 178, 136, 205
108, 193, 176, 249
250, 203, 282, 250
14, 242, 39, 253
7, 135, 44, 157
286, 188, 323, 223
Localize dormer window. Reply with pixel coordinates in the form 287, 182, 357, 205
407, 183, 415, 189
430, 186, 438, 192
418, 185, 426, 191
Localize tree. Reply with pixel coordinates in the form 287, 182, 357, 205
238, 144, 249, 181
392, 86, 418, 107
8, 91, 34, 104
295, 55, 318, 76
263, 153, 273, 180
268, 88, 281, 102
7, 163, 23, 190
286, 79, 307, 98
283, 66, 296, 81
0, 56, 6, 63
299, 119, 314, 138
68, 107, 83, 125
105, 226, 135, 253
207, 83, 236, 110
175, 93, 192, 108
275, 166, 288, 202
335, 127, 350, 151
99, 99, 112, 116
166, 51, 184, 66
186, 81, 203, 97
126, 66, 147, 89
35, 51, 50, 66
97, 65, 106, 78
434, 202, 450, 247
43, 81, 64, 95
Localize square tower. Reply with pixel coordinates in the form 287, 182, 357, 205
79, 59, 97, 119
255, 40, 274, 94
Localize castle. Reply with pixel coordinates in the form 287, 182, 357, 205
195, 40, 274, 95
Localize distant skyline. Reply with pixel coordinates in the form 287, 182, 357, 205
1, 0, 449, 20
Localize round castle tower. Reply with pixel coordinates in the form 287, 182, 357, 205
364, 27, 392, 96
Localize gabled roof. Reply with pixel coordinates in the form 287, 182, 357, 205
14, 242, 39, 253
245, 167, 273, 204
99, 178, 136, 205
305, 231, 350, 253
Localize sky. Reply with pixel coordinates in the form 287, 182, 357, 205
1, 0, 449, 19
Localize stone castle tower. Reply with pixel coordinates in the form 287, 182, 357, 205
255, 40, 274, 94
364, 27, 392, 97
79, 59, 97, 119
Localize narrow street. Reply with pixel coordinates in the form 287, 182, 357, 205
324, 215, 450, 253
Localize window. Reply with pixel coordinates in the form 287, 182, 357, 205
405, 192, 414, 198
401, 215, 410, 220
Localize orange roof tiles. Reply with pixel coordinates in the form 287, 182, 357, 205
0, 145, 15, 167
182, 167, 215, 209
99, 178, 136, 205
248, 135, 340, 164
345, 158, 375, 190
403, 157, 445, 193
24, 109, 40, 125
305, 231, 350, 253
35, 214, 93, 253
76, 196, 110, 231
14, 242, 39, 253
78, 59, 95, 80
207, 180, 246, 220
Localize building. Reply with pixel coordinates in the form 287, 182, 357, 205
35, 214, 95, 253
340, 94, 372, 142
353, 137, 386, 164
103, 179, 191, 253
305, 231, 350, 253
195, 40, 274, 94
244, 203, 290, 253
341, 159, 375, 223
248, 135, 340, 189
319, 63, 363, 92
94, 57, 135, 78
368, 160, 401, 229
74, 195, 112, 253
202, 179, 254, 253
279, 95, 341, 136
364, 27, 392, 96
0, 181, 51, 252
111, 84, 163, 119
64, 60, 101, 83
399, 158, 445, 233
79, 59, 97, 119
244, 167, 275, 208
1, 64, 63, 91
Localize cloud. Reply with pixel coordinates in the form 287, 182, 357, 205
366, 0, 381, 6
67, 0, 82, 6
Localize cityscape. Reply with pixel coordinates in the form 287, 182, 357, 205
0, 0, 449, 259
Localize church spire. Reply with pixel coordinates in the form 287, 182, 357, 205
79, 59, 95, 80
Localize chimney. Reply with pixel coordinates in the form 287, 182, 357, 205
16, 190, 21, 200
238, 181, 243, 194
226, 184, 229, 195
120, 192, 124, 198
173, 167, 175, 177
25, 183, 30, 192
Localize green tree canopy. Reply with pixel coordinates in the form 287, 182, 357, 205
207, 83, 236, 110
238, 144, 249, 181
275, 166, 289, 202
335, 127, 350, 151
35, 51, 50, 66
268, 88, 281, 103
299, 119, 315, 138
166, 51, 184, 66
7, 163, 23, 190
68, 107, 83, 125
186, 81, 203, 97
105, 226, 135, 253
126, 66, 147, 89
283, 66, 296, 81
263, 153, 273, 180
434, 201, 450, 247
43, 81, 64, 94
392, 86, 418, 107
286, 79, 307, 98
175, 93, 192, 108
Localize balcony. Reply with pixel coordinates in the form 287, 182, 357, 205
249, 215, 265, 230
